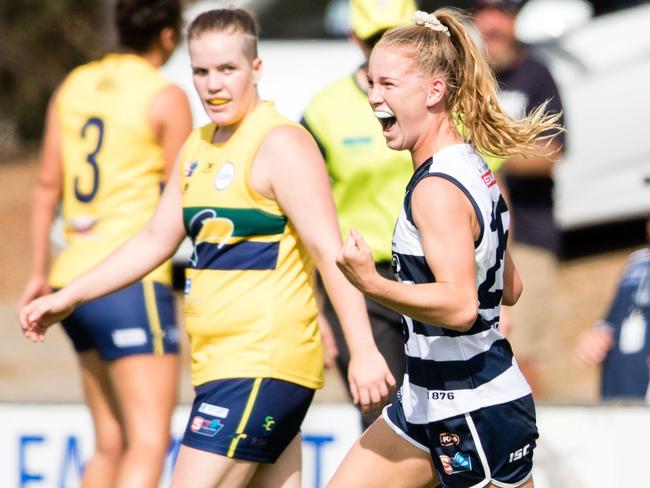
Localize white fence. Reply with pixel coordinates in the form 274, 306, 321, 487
2, 403, 650, 487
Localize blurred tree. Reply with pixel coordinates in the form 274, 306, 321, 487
0, 0, 109, 160
256, 0, 331, 38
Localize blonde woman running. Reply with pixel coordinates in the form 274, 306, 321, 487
333, 8, 561, 488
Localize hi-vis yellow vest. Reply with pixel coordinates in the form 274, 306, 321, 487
49, 53, 172, 288
303, 75, 413, 263
179, 101, 324, 389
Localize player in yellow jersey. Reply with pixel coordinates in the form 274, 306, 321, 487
20, 7, 395, 488
18, 1, 192, 487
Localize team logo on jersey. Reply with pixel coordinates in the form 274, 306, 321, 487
188, 209, 235, 267
215, 162, 235, 190
439, 452, 472, 475
190, 416, 224, 437
391, 253, 401, 276
185, 160, 199, 177
439, 433, 460, 447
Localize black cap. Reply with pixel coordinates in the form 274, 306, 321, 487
473, 0, 527, 14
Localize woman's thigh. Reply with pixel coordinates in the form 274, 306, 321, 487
327, 417, 439, 488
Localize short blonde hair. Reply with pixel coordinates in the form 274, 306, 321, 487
187, 8, 260, 60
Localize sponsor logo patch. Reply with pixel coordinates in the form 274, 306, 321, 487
185, 160, 199, 177
190, 416, 224, 437
439, 452, 472, 475
202, 162, 216, 173
166, 326, 180, 344
198, 402, 229, 419
342, 135, 372, 146
439, 432, 460, 447
112, 328, 147, 348
184, 278, 192, 295
481, 169, 497, 188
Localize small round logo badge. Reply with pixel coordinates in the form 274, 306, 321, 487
215, 162, 235, 190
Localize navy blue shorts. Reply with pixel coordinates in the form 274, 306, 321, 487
182, 378, 315, 463
61, 281, 179, 361
384, 395, 538, 487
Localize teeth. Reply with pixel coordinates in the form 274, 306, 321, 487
207, 98, 228, 106
374, 110, 394, 119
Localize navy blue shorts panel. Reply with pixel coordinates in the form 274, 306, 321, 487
182, 378, 315, 463
60, 281, 179, 361
385, 395, 538, 488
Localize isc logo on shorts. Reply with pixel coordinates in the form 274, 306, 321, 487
508, 443, 531, 463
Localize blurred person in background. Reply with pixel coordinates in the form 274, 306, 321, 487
21, 7, 395, 488
472, 0, 566, 397
331, 7, 561, 487
302, 0, 415, 429
17, 0, 192, 486
574, 216, 650, 402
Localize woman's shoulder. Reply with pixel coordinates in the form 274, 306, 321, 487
260, 123, 314, 155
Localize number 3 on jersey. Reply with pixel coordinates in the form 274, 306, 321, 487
75, 117, 104, 203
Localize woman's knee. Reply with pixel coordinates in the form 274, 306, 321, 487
94, 426, 125, 460
126, 426, 171, 456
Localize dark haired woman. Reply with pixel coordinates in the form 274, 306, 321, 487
19, 1, 191, 486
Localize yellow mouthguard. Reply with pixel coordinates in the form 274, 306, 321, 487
207, 98, 228, 106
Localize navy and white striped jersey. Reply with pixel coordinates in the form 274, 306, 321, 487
391, 144, 531, 424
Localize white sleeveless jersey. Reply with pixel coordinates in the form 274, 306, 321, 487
392, 144, 531, 424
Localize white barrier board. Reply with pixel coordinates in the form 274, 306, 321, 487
2, 403, 650, 487
0, 403, 360, 488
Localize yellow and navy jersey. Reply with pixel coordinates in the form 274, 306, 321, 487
179, 101, 324, 389
302, 74, 413, 263
49, 53, 172, 288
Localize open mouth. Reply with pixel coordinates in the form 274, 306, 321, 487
374, 110, 397, 132
207, 98, 229, 106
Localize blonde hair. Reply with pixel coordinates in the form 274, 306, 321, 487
377, 8, 563, 158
